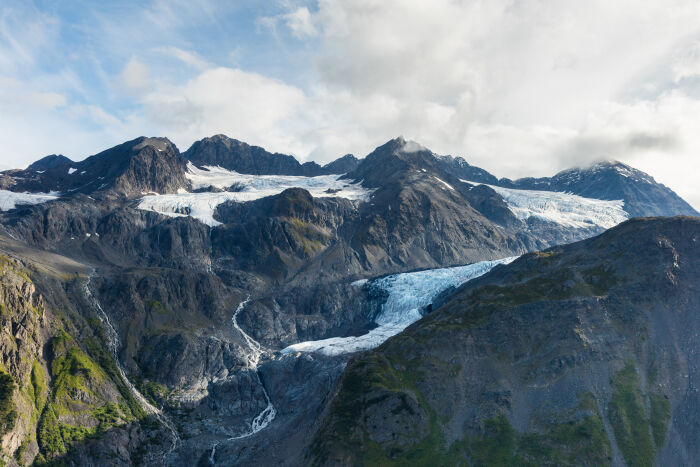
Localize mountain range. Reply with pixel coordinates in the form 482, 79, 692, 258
0, 135, 697, 466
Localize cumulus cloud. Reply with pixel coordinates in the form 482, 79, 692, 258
1, 0, 700, 209
141, 67, 309, 154
258, 6, 317, 39
284, 0, 700, 208
284, 7, 317, 38
116, 57, 151, 95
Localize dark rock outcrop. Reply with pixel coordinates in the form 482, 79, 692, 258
2, 137, 187, 197
27, 154, 73, 171
184, 135, 308, 176
1, 134, 698, 466
310, 216, 700, 466
0, 245, 174, 466
322, 154, 360, 174
501, 161, 698, 217
184, 135, 360, 176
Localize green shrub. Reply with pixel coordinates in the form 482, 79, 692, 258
0, 372, 17, 435
608, 363, 655, 467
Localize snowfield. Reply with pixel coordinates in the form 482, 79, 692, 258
0, 190, 60, 211
137, 164, 373, 226
462, 181, 628, 229
281, 256, 517, 356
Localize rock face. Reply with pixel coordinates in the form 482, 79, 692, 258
3, 137, 187, 196
0, 257, 47, 462
501, 161, 699, 217
0, 135, 698, 466
27, 154, 73, 171
0, 251, 171, 466
322, 154, 360, 174
184, 134, 356, 176
434, 154, 499, 185
310, 216, 700, 467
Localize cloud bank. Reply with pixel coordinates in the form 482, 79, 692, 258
1, 0, 699, 208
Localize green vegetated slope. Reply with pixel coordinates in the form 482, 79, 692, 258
310, 217, 699, 466
0, 255, 146, 466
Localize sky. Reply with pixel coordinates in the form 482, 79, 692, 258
1, 0, 699, 209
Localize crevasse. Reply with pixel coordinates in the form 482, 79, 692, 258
281, 256, 517, 356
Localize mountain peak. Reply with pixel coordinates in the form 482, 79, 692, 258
27, 154, 73, 171
322, 154, 360, 174
380, 136, 431, 155
132, 136, 178, 154
503, 159, 697, 217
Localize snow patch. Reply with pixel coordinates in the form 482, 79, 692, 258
0, 190, 60, 211
434, 177, 455, 191
461, 181, 628, 229
68, 167, 77, 174
138, 164, 374, 226
282, 256, 517, 356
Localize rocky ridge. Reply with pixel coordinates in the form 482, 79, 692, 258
0, 134, 697, 466
310, 216, 700, 466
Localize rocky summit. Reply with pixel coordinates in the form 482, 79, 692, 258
0, 135, 697, 466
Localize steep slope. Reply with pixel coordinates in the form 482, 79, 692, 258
322, 154, 360, 174
502, 161, 698, 217
1, 135, 698, 466
1, 137, 187, 197
27, 155, 73, 171
0, 239, 177, 466
184, 134, 356, 176
343, 137, 609, 267
435, 154, 499, 185
311, 216, 700, 466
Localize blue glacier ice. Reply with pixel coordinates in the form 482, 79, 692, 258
281, 256, 517, 356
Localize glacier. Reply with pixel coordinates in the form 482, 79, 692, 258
0, 190, 60, 211
138, 164, 374, 226
461, 181, 628, 229
281, 256, 517, 356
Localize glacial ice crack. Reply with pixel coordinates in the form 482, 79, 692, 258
281, 256, 517, 356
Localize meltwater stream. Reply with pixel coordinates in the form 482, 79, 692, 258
83, 273, 181, 462
209, 298, 277, 464
282, 256, 517, 356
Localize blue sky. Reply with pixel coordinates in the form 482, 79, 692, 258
1, 0, 700, 208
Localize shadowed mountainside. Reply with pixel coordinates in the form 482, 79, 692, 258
310, 216, 699, 466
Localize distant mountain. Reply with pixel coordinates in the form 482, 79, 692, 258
310, 216, 700, 466
27, 154, 73, 171
0, 135, 698, 465
435, 153, 499, 184
500, 161, 699, 217
4, 135, 695, 219
183, 134, 355, 176
346, 138, 696, 218
321, 154, 359, 174
1, 137, 187, 196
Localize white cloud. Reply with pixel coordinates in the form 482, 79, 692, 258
1, 0, 700, 211
141, 67, 309, 154
284, 7, 317, 38
155, 46, 211, 70
273, 0, 700, 209
672, 40, 700, 83
116, 57, 151, 95
257, 6, 318, 40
